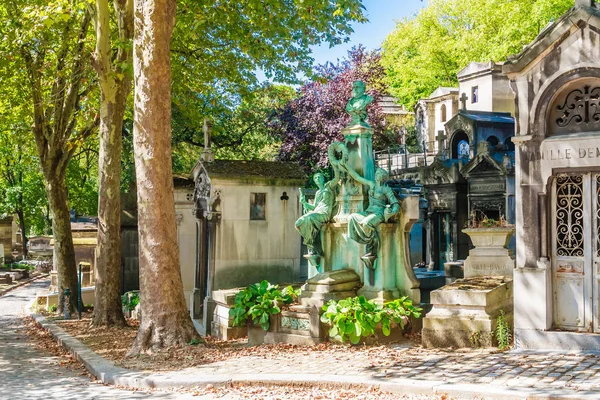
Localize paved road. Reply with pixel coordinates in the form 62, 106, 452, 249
0, 279, 196, 400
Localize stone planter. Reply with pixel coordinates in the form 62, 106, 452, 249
462, 227, 515, 278
462, 227, 514, 248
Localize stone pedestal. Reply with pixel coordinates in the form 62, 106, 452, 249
462, 228, 515, 278
318, 196, 421, 303
422, 277, 513, 348
335, 125, 374, 223
299, 268, 361, 308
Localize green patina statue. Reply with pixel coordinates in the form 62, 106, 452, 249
342, 164, 399, 270
345, 80, 374, 127
295, 167, 341, 257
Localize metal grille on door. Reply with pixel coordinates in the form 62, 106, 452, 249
552, 173, 599, 332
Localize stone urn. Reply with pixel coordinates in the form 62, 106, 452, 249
462, 227, 515, 278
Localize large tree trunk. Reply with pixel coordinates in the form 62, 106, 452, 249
46, 174, 77, 313
91, 0, 133, 328
129, 0, 197, 355
93, 86, 128, 327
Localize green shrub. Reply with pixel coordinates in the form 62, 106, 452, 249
495, 310, 512, 350
320, 296, 422, 344
121, 291, 140, 312
49, 304, 58, 313
229, 280, 300, 331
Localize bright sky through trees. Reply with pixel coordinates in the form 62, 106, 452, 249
309, 0, 425, 66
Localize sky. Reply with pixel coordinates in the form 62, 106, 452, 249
309, 0, 426, 67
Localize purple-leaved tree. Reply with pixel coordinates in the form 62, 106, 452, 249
272, 46, 396, 172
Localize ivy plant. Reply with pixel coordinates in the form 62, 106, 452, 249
320, 296, 422, 344
230, 280, 299, 331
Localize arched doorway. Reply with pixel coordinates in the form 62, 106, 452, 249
451, 131, 469, 159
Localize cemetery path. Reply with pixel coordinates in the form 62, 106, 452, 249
0, 279, 197, 400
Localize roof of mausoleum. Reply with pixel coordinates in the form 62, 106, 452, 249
379, 96, 412, 115
503, 3, 600, 74
457, 61, 504, 81
428, 87, 459, 99
173, 174, 194, 188
450, 110, 514, 125
201, 160, 307, 181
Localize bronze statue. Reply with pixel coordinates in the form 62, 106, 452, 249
345, 80, 374, 127
295, 168, 340, 257
342, 165, 399, 269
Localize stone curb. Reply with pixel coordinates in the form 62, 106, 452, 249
0, 273, 49, 297
30, 314, 598, 399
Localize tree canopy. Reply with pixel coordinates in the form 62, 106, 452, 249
273, 46, 397, 171
381, 0, 574, 107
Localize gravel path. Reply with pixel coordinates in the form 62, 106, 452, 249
0, 279, 196, 400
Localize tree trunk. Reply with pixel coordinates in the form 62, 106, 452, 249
129, 0, 197, 355
46, 174, 77, 313
16, 209, 27, 259
91, 0, 133, 328
93, 88, 128, 327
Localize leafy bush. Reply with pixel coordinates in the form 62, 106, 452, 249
11, 262, 36, 271
495, 310, 512, 351
121, 291, 140, 312
49, 304, 58, 313
230, 280, 300, 331
320, 296, 422, 344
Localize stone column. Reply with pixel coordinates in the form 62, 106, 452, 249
427, 211, 435, 270
334, 125, 374, 222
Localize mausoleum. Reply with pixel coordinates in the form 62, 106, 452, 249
503, 0, 600, 350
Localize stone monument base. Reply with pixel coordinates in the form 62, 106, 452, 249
422, 277, 513, 348
357, 286, 399, 303
299, 268, 361, 308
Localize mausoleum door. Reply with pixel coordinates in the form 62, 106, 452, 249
551, 173, 600, 332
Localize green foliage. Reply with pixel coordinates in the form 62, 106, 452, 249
495, 310, 512, 351
49, 304, 58, 313
229, 280, 300, 331
121, 291, 140, 312
320, 296, 422, 344
382, 0, 573, 107
11, 263, 35, 272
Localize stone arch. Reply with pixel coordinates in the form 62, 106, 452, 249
450, 130, 469, 159
486, 135, 499, 149
532, 67, 600, 139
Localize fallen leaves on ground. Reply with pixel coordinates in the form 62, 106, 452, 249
52, 316, 497, 374
23, 316, 94, 379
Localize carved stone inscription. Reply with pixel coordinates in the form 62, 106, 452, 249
527, 145, 600, 162
470, 182, 505, 192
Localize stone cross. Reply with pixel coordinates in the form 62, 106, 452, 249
201, 118, 215, 162
460, 92, 468, 110
203, 118, 212, 149
436, 130, 446, 154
